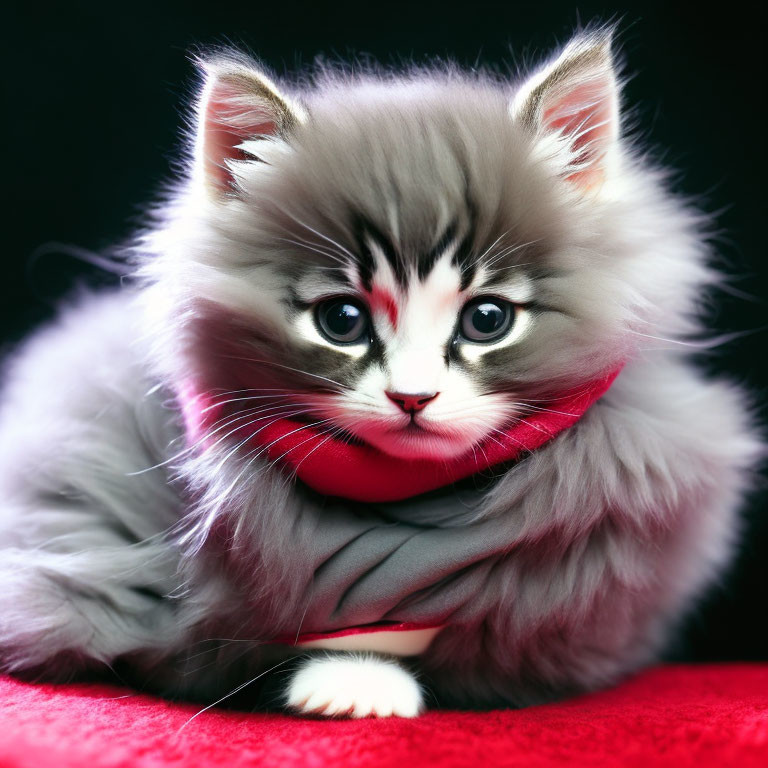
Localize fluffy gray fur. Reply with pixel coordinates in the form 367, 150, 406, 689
0, 27, 762, 709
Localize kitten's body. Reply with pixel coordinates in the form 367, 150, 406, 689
0, 30, 761, 716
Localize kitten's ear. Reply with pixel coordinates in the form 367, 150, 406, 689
511, 30, 619, 191
194, 57, 307, 194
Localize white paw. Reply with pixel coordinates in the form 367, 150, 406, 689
286, 653, 424, 718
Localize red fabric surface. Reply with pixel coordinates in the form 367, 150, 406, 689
181, 368, 622, 503
1, 665, 766, 768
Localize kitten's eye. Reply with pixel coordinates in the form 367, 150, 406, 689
459, 298, 514, 343
315, 298, 370, 344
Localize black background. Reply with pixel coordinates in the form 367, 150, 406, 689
3, 2, 767, 658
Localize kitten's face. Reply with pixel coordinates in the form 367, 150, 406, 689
174, 37, 631, 463
287, 236, 534, 460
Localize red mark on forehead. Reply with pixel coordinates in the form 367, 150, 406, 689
367, 284, 399, 330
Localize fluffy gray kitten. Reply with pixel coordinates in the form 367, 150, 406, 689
0, 28, 761, 717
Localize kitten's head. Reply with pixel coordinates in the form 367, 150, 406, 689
144, 29, 708, 462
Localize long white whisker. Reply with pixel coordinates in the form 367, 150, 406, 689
274, 236, 349, 267
271, 424, 347, 494
482, 425, 527, 451
219, 356, 350, 391
209, 409, 321, 476
502, 390, 590, 403
471, 229, 513, 266
201, 393, 297, 413
475, 439, 490, 466
207, 386, 301, 397
124, 404, 279, 477
515, 403, 580, 418
127, 394, 310, 476
283, 214, 358, 262
626, 329, 720, 348
480, 260, 538, 278
254, 418, 334, 457
270, 422, 338, 465
486, 415, 555, 440
181, 416, 331, 550
202, 419, 335, 523
174, 658, 294, 735
483, 239, 542, 269
288, 426, 347, 474
197, 404, 316, 457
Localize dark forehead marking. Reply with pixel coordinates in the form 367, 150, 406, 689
350, 213, 375, 290
418, 220, 458, 281
453, 211, 478, 290
351, 213, 481, 291
351, 212, 403, 290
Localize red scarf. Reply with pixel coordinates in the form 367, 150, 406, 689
180, 368, 621, 503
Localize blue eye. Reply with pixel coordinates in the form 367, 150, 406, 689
459, 298, 514, 343
316, 298, 370, 344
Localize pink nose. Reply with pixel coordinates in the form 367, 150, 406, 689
386, 391, 439, 414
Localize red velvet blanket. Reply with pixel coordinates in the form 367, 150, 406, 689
1, 665, 766, 768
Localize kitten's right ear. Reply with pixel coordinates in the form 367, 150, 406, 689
193, 57, 307, 194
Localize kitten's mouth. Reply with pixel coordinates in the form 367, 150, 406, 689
390, 420, 430, 434
377, 419, 471, 458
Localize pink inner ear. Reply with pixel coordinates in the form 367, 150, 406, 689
542, 77, 615, 186
203, 84, 278, 191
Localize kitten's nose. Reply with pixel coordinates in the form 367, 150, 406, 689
386, 391, 439, 414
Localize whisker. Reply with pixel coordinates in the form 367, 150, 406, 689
482, 425, 528, 451
124, 405, 273, 476
274, 236, 349, 267
292, 591, 314, 645
475, 439, 491, 466
482, 239, 542, 270
209, 409, 321, 476
270, 423, 338, 465
269, 424, 347, 495
175, 657, 294, 735
197, 404, 316, 458
625, 328, 762, 349
514, 390, 592, 403
279, 212, 358, 262
515, 403, 580, 418
219, 356, 350, 391
488, 416, 555, 441
287, 425, 347, 475
180, 641, 256, 679
178, 408, 315, 489
201, 393, 297, 413
202, 418, 335, 522
180, 416, 330, 549
428, 403, 515, 421
471, 229, 513, 266
255, 418, 334, 457
206, 386, 304, 397
126, 405, 306, 477
479, 387, 595, 404
478, 261, 538, 278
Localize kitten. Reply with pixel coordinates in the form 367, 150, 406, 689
0, 27, 761, 718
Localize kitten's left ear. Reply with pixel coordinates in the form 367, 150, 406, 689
194, 56, 308, 194
511, 30, 619, 191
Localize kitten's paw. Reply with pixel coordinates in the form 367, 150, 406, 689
286, 653, 423, 718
